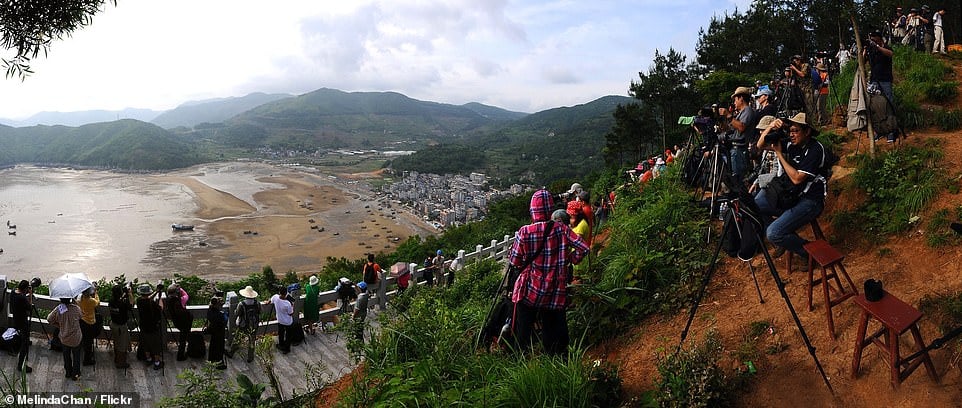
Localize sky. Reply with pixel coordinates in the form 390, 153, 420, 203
0, 0, 752, 120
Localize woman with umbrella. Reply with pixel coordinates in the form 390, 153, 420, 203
47, 273, 91, 380
47, 298, 83, 380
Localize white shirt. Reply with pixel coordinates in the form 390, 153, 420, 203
933, 12, 942, 27
270, 294, 294, 326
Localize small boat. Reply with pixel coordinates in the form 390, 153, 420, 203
171, 224, 195, 231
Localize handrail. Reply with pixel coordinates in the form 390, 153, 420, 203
0, 234, 516, 342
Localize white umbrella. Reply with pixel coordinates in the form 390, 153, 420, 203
49, 273, 92, 298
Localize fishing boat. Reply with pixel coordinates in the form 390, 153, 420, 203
171, 224, 195, 231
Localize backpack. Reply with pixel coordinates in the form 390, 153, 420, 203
363, 262, 379, 285
236, 302, 260, 330
811, 67, 822, 89
186, 331, 206, 359
336, 279, 357, 300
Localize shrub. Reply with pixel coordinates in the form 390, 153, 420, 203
850, 143, 944, 235
572, 165, 710, 344
932, 108, 962, 131
926, 82, 959, 103
655, 331, 731, 408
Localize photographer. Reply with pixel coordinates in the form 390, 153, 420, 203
754, 113, 826, 270
108, 283, 134, 368
787, 55, 814, 118
722, 87, 759, 182
10, 280, 33, 373
136, 284, 165, 370
165, 284, 193, 361
865, 31, 894, 103
508, 189, 588, 356
78, 286, 101, 366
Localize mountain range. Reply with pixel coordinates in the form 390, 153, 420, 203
0, 88, 634, 181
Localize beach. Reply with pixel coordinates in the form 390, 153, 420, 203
150, 162, 436, 282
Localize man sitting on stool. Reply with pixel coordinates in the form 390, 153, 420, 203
754, 113, 827, 271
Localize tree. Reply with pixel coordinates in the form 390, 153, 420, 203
629, 49, 701, 152
603, 103, 659, 166
0, 0, 115, 79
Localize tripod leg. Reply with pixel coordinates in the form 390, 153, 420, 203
750, 226, 835, 395
678, 212, 733, 350
745, 261, 765, 304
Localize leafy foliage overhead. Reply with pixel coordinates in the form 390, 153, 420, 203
0, 0, 116, 78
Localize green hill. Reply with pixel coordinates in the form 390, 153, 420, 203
216, 88, 505, 150
0, 119, 209, 170
151, 92, 293, 129
389, 95, 634, 184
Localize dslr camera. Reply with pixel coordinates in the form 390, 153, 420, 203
763, 116, 792, 145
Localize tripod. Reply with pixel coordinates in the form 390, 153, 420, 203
689, 141, 732, 242
678, 177, 834, 394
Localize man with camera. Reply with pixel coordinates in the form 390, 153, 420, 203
865, 31, 894, 103
722, 87, 760, 182
10, 280, 33, 373
787, 55, 814, 119
753, 113, 827, 270
108, 283, 134, 368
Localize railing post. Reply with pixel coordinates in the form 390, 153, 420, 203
409, 262, 420, 283
377, 267, 387, 310
0, 275, 7, 329
476, 244, 483, 257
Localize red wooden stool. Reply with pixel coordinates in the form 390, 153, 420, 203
851, 291, 939, 387
786, 220, 825, 273
802, 239, 858, 339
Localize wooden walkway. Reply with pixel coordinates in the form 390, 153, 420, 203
0, 315, 375, 406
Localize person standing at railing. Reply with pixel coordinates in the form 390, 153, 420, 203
10, 280, 33, 373
508, 189, 588, 357
136, 284, 165, 370
303, 275, 321, 335
165, 284, 193, 361
108, 284, 134, 369
266, 286, 294, 354
206, 296, 228, 370
78, 286, 101, 366
230, 286, 260, 363
47, 297, 83, 380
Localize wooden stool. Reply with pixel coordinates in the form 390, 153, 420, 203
802, 239, 858, 339
786, 220, 825, 273
851, 291, 939, 387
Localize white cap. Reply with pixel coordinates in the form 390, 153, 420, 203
567, 183, 583, 194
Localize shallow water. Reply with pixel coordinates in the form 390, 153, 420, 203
0, 166, 200, 283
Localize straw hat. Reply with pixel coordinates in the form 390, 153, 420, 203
239, 286, 258, 299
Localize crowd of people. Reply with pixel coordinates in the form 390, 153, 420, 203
891, 5, 948, 55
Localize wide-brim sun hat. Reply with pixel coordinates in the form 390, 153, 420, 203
731, 86, 753, 98
567, 183, 583, 194
136, 284, 153, 296
786, 112, 816, 131
239, 285, 259, 299
309, 275, 319, 286
756, 115, 776, 130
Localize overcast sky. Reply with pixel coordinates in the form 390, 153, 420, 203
0, 0, 750, 119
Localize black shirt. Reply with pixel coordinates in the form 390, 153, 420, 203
109, 296, 133, 325
868, 45, 893, 83
136, 297, 162, 333
10, 291, 30, 331
782, 139, 827, 201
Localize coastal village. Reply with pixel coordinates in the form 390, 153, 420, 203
381, 170, 526, 229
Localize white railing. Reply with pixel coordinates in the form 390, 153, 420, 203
0, 234, 516, 341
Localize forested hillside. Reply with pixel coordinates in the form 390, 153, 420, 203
0, 119, 208, 170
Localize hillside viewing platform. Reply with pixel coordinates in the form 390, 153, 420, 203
0, 235, 515, 405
